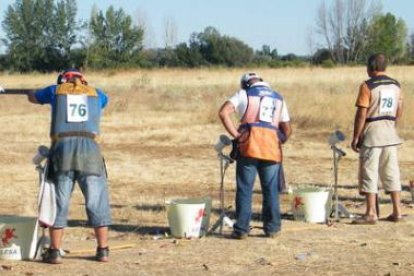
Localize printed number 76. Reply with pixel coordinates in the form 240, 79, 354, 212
69, 103, 87, 117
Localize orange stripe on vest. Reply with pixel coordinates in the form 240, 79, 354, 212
238, 125, 282, 162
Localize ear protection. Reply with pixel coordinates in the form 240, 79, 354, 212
57, 72, 64, 84
240, 72, 263, 90
241, 80, 250, 90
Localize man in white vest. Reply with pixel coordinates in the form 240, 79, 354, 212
352, 53, 404, 224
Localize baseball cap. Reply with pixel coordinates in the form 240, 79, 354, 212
62, 68, 83, 79
57, 68, 87, 84
240, 72, 262, 84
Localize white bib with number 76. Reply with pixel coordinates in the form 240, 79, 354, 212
67, 94, 89, 122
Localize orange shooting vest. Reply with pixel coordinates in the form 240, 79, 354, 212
238, 85, 284, 162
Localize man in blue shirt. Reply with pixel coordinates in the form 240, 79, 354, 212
28, 69, 111, 264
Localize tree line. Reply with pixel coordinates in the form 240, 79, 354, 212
0, 0, 413, 72
313, 0, 411, 66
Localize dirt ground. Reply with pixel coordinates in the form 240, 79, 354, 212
0, 69, 413, 275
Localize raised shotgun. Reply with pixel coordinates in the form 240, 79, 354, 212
0, 89, 36, 95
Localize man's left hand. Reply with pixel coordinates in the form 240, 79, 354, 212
351, 138, 360, 153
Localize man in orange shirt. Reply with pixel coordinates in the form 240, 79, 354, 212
351, 53, 403, 224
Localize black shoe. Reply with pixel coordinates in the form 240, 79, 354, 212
230, 231, 248, 240
42, 248, 62, 264
96, 247, 109, 262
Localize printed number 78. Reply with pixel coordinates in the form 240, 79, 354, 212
381, 97, 393, 108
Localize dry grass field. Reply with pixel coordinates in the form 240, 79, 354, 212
0, 67, 413, 275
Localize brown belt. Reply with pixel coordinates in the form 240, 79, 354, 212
51, 131, 99, 142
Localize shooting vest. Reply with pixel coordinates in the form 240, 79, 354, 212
49, 80, 104, 175
238, 85, 284, 162
365, 75, 400, 123
51, 80, 101, 140
362, 75, 402, 147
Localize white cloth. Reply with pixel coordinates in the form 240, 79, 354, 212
228, 82, 290, 122
37, 162, 56, 227
0, 86, 4, 93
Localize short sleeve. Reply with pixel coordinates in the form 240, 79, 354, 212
280, 100, 290, 122
97, 89, 108, 109
355, 83, 370, 108
35, 85, 56, 104
228, 89, 248, 119
228, 90, 241, 109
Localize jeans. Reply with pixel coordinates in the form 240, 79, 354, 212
233, 156, 281, 235
53, 171, 112, 228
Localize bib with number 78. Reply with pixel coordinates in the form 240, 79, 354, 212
379, 89, 396, 115
67, 94, 89, 122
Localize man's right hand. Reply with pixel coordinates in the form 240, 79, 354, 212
218, 101, 239, 138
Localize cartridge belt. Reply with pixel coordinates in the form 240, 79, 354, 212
51, 131, 99, 142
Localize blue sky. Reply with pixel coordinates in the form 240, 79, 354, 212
0, 0, 413, 55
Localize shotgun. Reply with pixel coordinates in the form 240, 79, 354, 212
0, 88, 36, 95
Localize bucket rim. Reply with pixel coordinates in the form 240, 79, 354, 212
165, 197, 211, 205
292, 187, 332, 193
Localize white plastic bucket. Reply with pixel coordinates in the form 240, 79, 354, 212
166, 198, 211, 238
291, 187, 332, 223
0, 216, 38, 260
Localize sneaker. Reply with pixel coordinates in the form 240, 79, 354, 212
96, 247, 109, 262
42, 248, 62, 264
230, 231, 248, 240
265, 231, 280, 239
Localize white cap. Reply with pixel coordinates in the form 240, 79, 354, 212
240, 72, 262, 84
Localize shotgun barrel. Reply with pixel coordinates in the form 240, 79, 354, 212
0, 89, 35, 95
